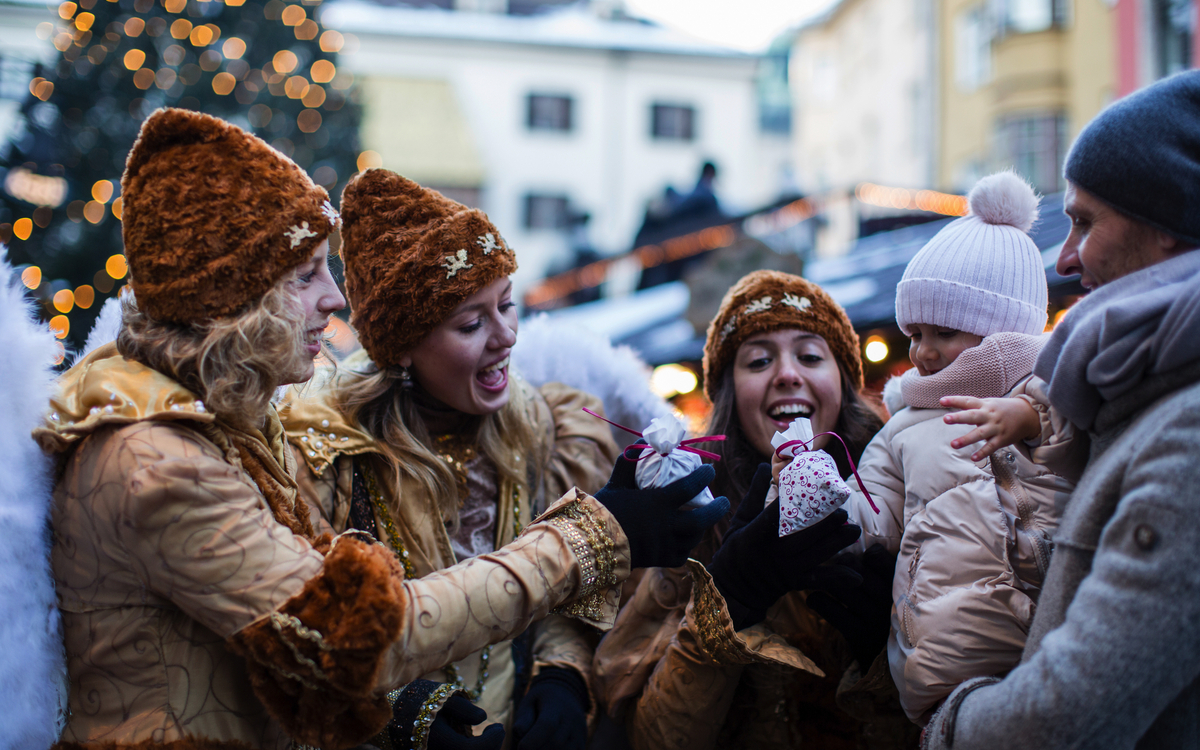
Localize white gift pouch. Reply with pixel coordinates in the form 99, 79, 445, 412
769, 417, 852, 536
634, 416, 716, 510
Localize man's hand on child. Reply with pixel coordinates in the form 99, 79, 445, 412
940, 395, 1041, 461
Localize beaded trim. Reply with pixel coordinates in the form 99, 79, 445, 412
546, 500, 617, 621
363, 465, 416, 579
411, 683, 459, 750
442, 645, 492, 701
685, 560, 760, 666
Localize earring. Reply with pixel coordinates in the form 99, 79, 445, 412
399, 366, 414, 389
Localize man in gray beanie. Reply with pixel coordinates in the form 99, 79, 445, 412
922, 70, 1200, 750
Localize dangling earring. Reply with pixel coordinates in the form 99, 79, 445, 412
399, 366, 414, 389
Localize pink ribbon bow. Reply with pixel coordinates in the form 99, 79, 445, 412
582, 407, 725, 462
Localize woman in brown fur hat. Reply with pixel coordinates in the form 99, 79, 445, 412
280, 168, 728, 750
39, 111, 721, 750
593, 270, 919, 750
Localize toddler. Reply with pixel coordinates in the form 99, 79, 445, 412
784, 172, 1080, 724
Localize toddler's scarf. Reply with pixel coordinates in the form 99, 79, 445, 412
899, 332, 1044, 409
1035, 250, 1200, 430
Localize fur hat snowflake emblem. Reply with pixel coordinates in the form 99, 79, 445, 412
442, 248, 474, 278
476, 233, 504, 255
320, 201, 341, 228
781, 293, 811, 311
286, 222, 319, 249
744, 296, 773, 314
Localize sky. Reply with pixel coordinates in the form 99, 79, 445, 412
624, 0, 840, 52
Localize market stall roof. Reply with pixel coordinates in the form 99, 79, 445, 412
529, 193, 1083, 366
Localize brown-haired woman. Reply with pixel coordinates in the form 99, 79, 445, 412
281, 169, 730, 750
38, 110, 719, 750
593, 270, 916, 749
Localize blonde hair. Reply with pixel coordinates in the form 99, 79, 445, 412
117, 282, 308, 422
334, 367, 541, 526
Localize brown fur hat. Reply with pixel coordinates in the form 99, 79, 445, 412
339, 169, 517, 368
703, 270, 863, 400
121, 108, 339, 324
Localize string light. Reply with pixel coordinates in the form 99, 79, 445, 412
58, 1, 77, 19
318, 29, 343, 52
855, 182, 968, 217
356, 150, 381, 171
273, 49, 297, 73
213, 72, 236, 94
524, 224, 737, 309
112, 197, 123, 220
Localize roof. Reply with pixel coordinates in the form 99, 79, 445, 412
320, 0, 754, 58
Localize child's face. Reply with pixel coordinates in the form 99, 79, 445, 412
907, 324, 983, 376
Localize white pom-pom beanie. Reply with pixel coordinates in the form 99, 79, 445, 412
895, 171, 1048, 337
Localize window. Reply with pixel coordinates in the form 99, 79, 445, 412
527, 94, 572, 131
1001, 0, 1070, 34
1153, 0, 1194, 78
955, 5, 992, 92
651, 104, 695, 140
0, 57, 37, 101
524, 193, 569, 230
995, 113, 1067, 193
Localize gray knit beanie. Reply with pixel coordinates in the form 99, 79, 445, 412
896, 171, 1048, 337
1064, 70, 1200, 246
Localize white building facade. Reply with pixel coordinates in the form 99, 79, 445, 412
321, 1, 785, 294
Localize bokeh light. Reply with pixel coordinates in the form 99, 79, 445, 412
650, 364, 698, 399
319, 30, 343, 52
53, 289, 75, 314
223, 37, 246, 59
92, 179, 113, 203
106, 254, 128, 280
21, 266, 41, 289
123, 49, 145, 69
13, 218, 32, 240
273, 49, 298, 73
75, 284, 95, 309
864, 336, 889, 363
213, 72, 236, 95
310, 59, 335, 83
357, 150, 382, 171
297, 109, 322, 132
49, 316, 69, 340
84, 201, 105, 224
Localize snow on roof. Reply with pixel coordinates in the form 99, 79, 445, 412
321, 1, 753, 58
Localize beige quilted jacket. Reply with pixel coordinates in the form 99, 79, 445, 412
847, 336, 1079, 723
37, 345, 630, 750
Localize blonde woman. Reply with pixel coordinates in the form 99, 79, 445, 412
38, 110, 717, 750
281, 169, 728, 750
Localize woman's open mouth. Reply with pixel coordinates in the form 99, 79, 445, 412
476, 355, 510, 392
767, 400, 813, 429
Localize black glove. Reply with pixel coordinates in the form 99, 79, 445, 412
594, 443, 730, 569
806, 543, 898, 669
511, 667, 589, 750
388, 680, 505, 750
708, 463, 862, 630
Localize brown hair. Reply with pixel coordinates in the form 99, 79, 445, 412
331, 366, 541, 527
116, 283, 308, 423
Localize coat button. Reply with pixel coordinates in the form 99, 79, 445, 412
1134, 524, 1158, 551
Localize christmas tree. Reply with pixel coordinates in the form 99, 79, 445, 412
0, 0, 362, 348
